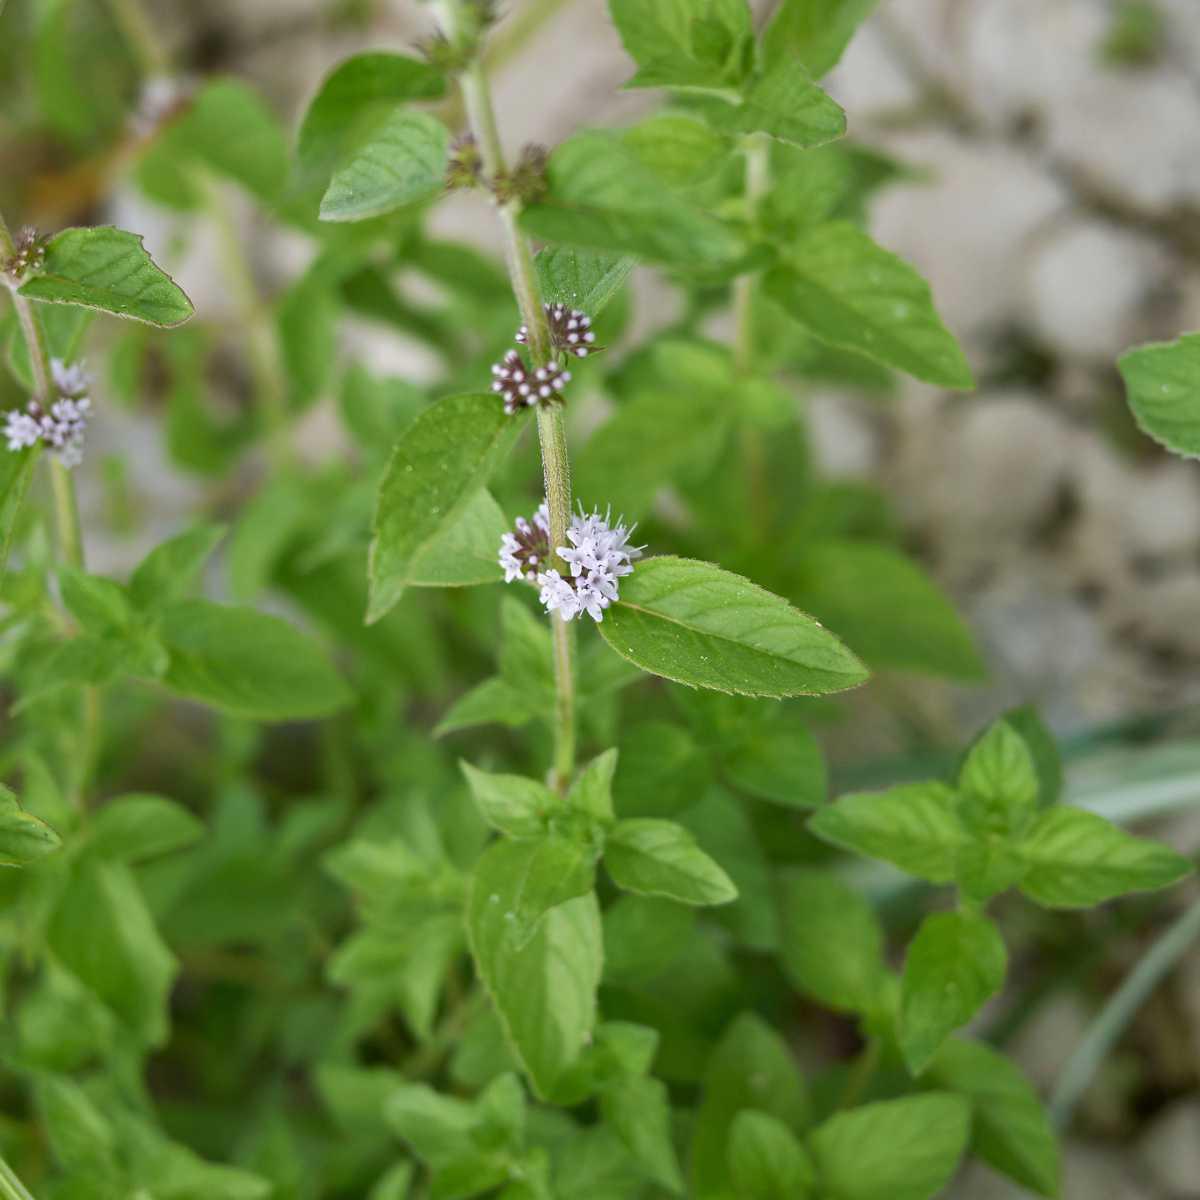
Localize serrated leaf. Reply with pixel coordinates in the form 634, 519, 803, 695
725, 62, 846, 146
20, 227, 194, 327
928, 1038, 1061, 1198
467, 846, 603, 1099
568, 749, 619, 824
729, 1110, 816, 1200
809, 781, 968, 883
958, 719, 1040, 837
460, 764, 553, 838
899, 911, 1008, 1074
691, 1012, 808, 1198
535, 246, 635, 315
622, 114, 733, 187
766, 222, 973, 389
762, 0, 881, 77
83, 794, 204, 862
129, 523, 225, 611
598, 556, 868, 698
367, 394, 525, 622
601, 1074, 683, 1193
1017, 807, 1192, 908
296, 52, 445, 194
319, 109, 449, 222
435, 676, 537, 737
776, 868, 886, 1014
521, 132, 743, 267
0, 784, 62, 866
1118, 332, 1200, 457
809, 1093, 970, 1200
605, 818, 737, 906
406, 488, 508, 587
163, 78, 289, 202
792, 539, 984, 679
159, 598, 353, 720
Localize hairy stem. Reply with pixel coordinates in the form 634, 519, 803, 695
437, 0, 577, 790
734, 133, 771, 530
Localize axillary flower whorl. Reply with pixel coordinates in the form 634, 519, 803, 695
517, 303, 600, 360
3, 359, 91, 468
498, 501, 643, 623
491, 350, 572, 415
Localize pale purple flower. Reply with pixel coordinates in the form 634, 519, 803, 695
3, 359, 91, 467
517, 303, 600, 360
499, 502, 643, 623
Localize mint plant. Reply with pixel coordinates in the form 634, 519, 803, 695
0, 1, 1194, 1198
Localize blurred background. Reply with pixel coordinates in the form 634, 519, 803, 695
3, 1, 1200, 1196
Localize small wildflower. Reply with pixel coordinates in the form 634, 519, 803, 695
490, 349, 571, 414
445, 134, 483, 191
517, 303, 600, 360
493, 143, 549, 205
3, 227, 46, 285
499, 502, 643, 623
2, 358, 91, 467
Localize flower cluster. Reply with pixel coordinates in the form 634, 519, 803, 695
491, 350, 572, 415
3, 226, 45, 285
445, 134, 483, 191
492, 143, 549, 206
499, 502, 643, 622
517, 303, 599, 360
3, 359, 91, 468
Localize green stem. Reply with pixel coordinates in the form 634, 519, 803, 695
104, 0, 169, 76
1050, 893, 1200, 1128
439, 1, 576, 791
202, 173, 291, 468
734, 133, 770, 531
0, 1156, 37, 1200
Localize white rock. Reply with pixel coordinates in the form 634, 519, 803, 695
871, 134, 1065, 339
1025, 219, 1166, 360
1137, 1099, 1200, 1197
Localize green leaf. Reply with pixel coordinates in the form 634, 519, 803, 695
34, 1075, 119, 1182
367, 394, 525, 622
163, 79, 289, 202
599, 556, 868, 698
522, 133, 743, 267
319, 109, 450, 222
296, 52, 445, 194
792, 540, 984, 679
461, 764, 553, 838
605, 819, 737, 906
723, 718, 826, 808
958, 719, 1040, 837
725, 63, 846, 146
159, 599, 353, 720
1016, 807, 1192, 908
809, 1093, 970, 1200
50, 860, 177, 1045
762, 0, 881, 77
1118, 332, 1200, 457
385, 1084, 479, 1165
729, 1111, 816, 1200
20, 227, 194, 327
477, 830, 595, 950
691, 1013, 808, 1198
0, 444, 37, 586
622, 114, 733, 187
83, 794, 204, 862
776, 868, 886, 1014
809, 781, 968, 883
600, 1074, 684, 1193
568, 749, 619, 825
765, 223, 973, 389
0, 784, 62, 866
436, 676, 537, 737
899, 911, 1008, 1074
928, 1038, 1060, 1198
467, 845, 603, 1099
608, 0, 754, 94
406, 488, 508, 587
603, 894, 696, 983
535, 246, 635, 315
614, 722, 710, 818
6, 301, 92, 391
59, 567, 134, 635
129, 523, 225, 611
